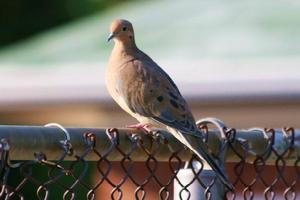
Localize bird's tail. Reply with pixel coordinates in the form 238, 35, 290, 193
169, 128, 234, 190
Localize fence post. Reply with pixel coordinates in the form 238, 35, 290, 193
174, 162, 225, 200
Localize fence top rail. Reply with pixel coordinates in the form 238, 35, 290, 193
0, 120, 298, 165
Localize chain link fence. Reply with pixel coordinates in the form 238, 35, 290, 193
0, 118, 299, 199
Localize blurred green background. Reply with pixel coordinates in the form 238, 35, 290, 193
0, 0, 133, 47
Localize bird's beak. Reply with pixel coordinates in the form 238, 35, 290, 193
107, 32, 115, 42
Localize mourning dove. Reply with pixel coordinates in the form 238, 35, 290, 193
106, 19, 233, 190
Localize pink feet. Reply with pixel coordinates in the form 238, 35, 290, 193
126, 123, 152, 134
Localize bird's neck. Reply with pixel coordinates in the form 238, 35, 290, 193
113, 40, 138, 56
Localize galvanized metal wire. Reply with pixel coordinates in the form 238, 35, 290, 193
0, 118, 299, 199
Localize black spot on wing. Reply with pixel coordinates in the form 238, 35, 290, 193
157, 96, 164, 102
170, 99, 179, 108
168, 92, 178, 100
179, 104, 185, 111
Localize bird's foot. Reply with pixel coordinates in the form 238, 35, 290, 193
126, 123, 152, 134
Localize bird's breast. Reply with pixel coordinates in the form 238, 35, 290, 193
105, 66, 163, 129
105, 63, 138, 118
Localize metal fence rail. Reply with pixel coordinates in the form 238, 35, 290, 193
0, 118, 299, 199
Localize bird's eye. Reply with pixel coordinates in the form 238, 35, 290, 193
122, 27, 127, 31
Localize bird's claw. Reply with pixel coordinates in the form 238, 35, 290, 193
126, 123, 153, 135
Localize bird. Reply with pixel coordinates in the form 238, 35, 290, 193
105, 19, 233, 190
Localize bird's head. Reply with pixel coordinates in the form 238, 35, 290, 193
107, 19, 134, 43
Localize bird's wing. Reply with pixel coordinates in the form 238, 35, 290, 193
116, 56, 233, 189
117, 57, 201, 138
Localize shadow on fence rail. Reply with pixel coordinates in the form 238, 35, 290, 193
0, 118, 299, 199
